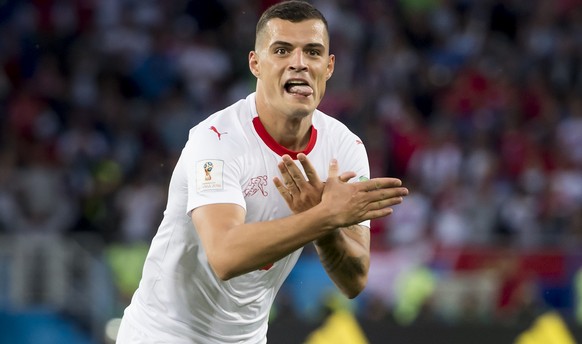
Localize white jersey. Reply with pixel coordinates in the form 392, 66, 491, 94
120, 93, 370, 343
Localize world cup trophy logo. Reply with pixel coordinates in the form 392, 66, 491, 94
203, 161, 213, 181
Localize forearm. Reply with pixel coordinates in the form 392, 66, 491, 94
197, 203, 337, 280
314, 224, 370, 299
195, 164, 405, 281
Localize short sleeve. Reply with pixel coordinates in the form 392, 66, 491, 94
183, 128, 246, 215
339, 132, 372, 229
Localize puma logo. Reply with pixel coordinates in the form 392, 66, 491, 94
209, 126, 227, 140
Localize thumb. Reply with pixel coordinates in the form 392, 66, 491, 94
339, 171, 357, 183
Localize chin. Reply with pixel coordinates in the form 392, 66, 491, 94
286, 94, 316, 109
287, 106, 316, 120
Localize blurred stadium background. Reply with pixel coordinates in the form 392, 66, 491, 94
1, 0, 582, 343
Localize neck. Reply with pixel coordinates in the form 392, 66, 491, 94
259, 113, 313, 151
255, 96, 314, 151
252, 116, 318, 159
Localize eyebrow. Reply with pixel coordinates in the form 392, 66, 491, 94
270, 41, 326, 50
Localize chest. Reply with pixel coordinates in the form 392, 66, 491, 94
238, 146, 330, 223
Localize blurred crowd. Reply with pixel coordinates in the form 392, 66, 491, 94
1, 0, 582, 336
1, 0, 581, 250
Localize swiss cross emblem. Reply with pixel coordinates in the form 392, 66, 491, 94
243, 176, 268, 197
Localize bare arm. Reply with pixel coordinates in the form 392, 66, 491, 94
274, 154, 407, 298
313, 225, 370, 298
192, 156, 405, 281
191, 201, 338, 280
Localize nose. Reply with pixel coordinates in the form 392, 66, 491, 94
289, 49, 307, 72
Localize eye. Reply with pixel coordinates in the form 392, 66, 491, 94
308, 49, 321, 56
274, 47, 287, 55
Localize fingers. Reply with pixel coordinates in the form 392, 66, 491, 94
353, 178, 408, 222
361, 177, 403, 192
298, 154, 353, 184
362, 191, 408, 219
339, 171, 356, 183
361, 207, 394, 221
327, 158, 339, 181
277, 156, 304, 195
371, 193, 406, 210
273, 177, 293, 202
278, 154, 326, 195
367, 187, 409, 205
297, 153, 321, 185
350, 190, 407, 223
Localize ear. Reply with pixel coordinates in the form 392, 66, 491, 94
249, 51, 260, 78
326, 54, 335, 80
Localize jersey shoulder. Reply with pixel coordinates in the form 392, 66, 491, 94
187, 97, 252, 148
314, 110, 364, 144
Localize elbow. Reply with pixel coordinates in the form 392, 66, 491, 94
207, 251, 271, 281
344, 258, 370, 299
345, 286, 364, 300
346, 293, 359, 300
207, 255, 237, 281
343, 275, 368, 299
214, 267, 236, 281
345, 289, 362, 300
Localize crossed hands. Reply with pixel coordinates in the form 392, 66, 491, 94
273, 153, 409, 228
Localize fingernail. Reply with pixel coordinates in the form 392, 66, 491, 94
330, 159, 337, 166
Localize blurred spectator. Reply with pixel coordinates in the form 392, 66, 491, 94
177, 33, 232, 106
0, 148, 17, 232
432, 181, 471, 248
498, 184, 543, 248
545, 150, 582, 244
407, 121, 462, 196
8, 141, 76, 309
10, 141, 76, 236
154, 85, 200, 156
382, 178, 431, 248
0, 0, 581, 329
494, 253, 541, 323
114, 162, 165, 244
556, 95, 582, 168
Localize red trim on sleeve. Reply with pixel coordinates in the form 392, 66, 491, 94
252, 116, 317, 159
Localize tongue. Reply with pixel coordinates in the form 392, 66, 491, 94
288, 85, 313, 96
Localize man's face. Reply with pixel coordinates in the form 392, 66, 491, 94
250, 18, 335, 119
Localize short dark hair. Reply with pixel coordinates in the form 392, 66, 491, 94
256, 1, 329, 40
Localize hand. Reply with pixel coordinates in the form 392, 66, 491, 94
274, 153, 353, 214
320, 159, 408, 228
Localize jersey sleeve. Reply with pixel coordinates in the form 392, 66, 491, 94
337, 132, 372, 229
183, 125, 246, 216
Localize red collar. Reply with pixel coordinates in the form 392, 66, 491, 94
252, 116, 317, 159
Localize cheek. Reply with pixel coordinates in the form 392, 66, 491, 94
316, 78, 327, 94
318, 84, 327, 100
263, 68, 281, 87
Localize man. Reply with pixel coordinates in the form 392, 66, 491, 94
116, 1, 408, 343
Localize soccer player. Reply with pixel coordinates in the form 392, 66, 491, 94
116, 1, 409, 343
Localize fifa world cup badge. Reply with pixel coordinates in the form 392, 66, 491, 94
196, 160, 224, 192
204, 162, 213, 180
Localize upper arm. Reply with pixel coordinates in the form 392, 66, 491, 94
347, 224, 371, 251
183, 124, 246, 216
190, 203, 245, 268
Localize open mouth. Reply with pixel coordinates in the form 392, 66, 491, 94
284, 79, 313, 97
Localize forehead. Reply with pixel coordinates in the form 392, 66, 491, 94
261, 18, 329, 48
